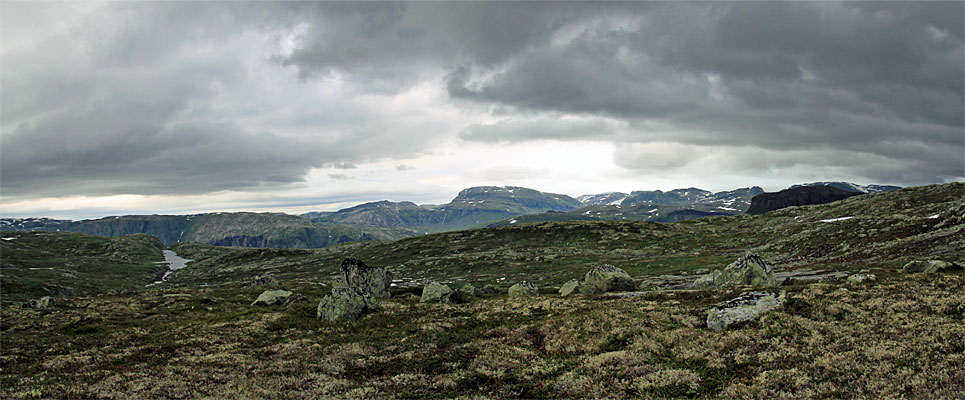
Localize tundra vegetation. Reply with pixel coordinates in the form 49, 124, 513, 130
1, 183, 963, 398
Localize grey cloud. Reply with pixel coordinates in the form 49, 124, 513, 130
1, 2, 450, 199
395, 164, 415, 171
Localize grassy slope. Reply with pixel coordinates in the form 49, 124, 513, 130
0, 232, 165, 303
169, 183, 964, 290
1, 273, 962, 398
1, 183, 963, 398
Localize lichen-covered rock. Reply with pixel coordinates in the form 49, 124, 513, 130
252, 274, 277, 286
251, 290, 295, 306
476, 285, 499, 297
902, 260, 963, 274
559, 279, 581, 296
317, 287, 374, 321
707, 291, 784, 331
420, 283, 463, 303
340, 258, 393, 299
459, 284, 479, 297
583, 265, 635, 294
22, 296, 51, 309
508, 281, 538, 297
846, 273, 877, 283
692, 254, 776, 289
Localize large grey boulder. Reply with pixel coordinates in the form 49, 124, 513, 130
420, 283, 463, 303
559, 279, 581, 296
707, 291, 784, 331
583, 265, 635, 294
693, 254, 776, 289
508, 281, 538, 297
340, 259, 393, 299
902, 260, 963, 274
317, 287, 374, 321
251, 290, 295, 306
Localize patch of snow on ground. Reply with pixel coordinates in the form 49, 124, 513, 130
509, 219, 517, 224
927, 214, 939, 219
820, 216, 853, 223
648, 209, 658, 213
717, 206, 738, 211
1, 237, 16, 240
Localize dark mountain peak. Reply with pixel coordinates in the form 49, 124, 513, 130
747, 186, 863, 215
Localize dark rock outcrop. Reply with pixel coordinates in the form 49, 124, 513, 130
339, 259, 393, 299
747, 186, 862, 215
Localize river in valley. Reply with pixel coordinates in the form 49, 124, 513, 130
147, 250, 193, 286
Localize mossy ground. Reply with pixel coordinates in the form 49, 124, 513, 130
2, 273, 963, 398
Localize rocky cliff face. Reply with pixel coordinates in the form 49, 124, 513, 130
747, 186, 862, 215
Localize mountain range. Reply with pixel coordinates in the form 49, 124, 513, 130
1, 182, 901, 249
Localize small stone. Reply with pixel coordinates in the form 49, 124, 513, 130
583, 265, 635, 294
251, 290, 295, 306
559, 279, 581, 296
22, 296, 51, 309
707, 291, 784, 331
902, 260, 963, 274
252, 274, 277, 286
476, 285, 499, 297
846, 273, 877, 283
508, 281, 538, 297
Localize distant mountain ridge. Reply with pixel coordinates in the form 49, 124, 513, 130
2, 182, 901, 248
304, 186, 582, 233
0, 213, 414, 249
790, 182, 901, 193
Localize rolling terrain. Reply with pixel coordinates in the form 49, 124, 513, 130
0, 212, 415, 249
1, 183, 962, 398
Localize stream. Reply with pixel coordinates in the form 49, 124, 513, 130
146, 250, 193, 287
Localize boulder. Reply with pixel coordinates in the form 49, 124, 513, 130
251, 290, 295, 306
420, 283, 463, 303
707, 291, 784, 331
252, 274, 277, 286
692, 254, 776, 289
340, 259, 393, 299
459, 284, 479, 297
508, 281, 538, 297
22, 296, 51, 309
477, 284, 499, 297
846, 273, 877, 283
902, 260, 963, 274
317, 287, 374, 322
559, 279, 581, 296
583, 265, 636, 294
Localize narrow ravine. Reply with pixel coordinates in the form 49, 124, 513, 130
146, 250, 193, 287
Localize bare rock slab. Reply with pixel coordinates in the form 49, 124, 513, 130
707, 291, 784, 331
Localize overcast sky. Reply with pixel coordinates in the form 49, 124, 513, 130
2, 1, 962, 219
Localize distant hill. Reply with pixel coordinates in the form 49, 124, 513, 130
305, 186, 582, 233
790, 181, 901, 193
487, 186, 765, 227
0, 213, 415, 249
747, 186, 863, 215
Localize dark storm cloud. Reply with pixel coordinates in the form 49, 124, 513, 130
2, 1, 962, 200
440, 2, 964, 184
0, 2, 445, 198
